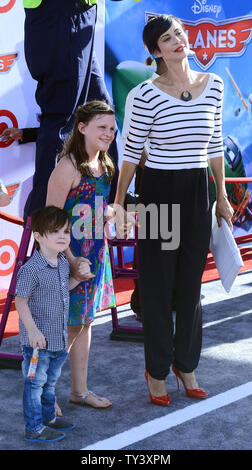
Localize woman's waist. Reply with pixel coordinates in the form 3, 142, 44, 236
143, 163, 209, 176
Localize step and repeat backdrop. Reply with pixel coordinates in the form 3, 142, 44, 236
0, 0, 252, 288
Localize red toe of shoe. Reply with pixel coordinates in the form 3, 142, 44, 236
149, 393, 171, 406
145, 370, 171, 406
185, 387, 208, 399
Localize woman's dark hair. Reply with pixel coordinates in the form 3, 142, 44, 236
58, 100, 115, 182
31, 205, 71, 248
143, 14, 184, 55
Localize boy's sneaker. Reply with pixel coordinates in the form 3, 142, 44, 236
24, 426, 65, 442
44, 417, 76, 431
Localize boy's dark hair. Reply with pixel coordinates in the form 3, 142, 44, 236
143, 14, 185, 55
31, 206, 71, 248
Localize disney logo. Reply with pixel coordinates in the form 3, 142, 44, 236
191, 0, 222, 18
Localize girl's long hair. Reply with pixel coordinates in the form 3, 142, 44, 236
58, 100, 115, 182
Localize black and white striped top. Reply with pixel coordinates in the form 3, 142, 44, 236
123, 73, 224, 170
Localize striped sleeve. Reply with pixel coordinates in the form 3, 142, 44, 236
123, 82, 155, 164
122, 84, 141, 145
207, 76, 224, 160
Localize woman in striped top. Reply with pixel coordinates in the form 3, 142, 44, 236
114, 14, 233, 406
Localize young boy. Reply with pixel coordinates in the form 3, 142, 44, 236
15, 206, 92, 443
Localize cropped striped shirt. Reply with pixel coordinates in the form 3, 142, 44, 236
123, 73, 224, 170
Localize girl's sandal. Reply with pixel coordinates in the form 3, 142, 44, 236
69, 391, 112, 409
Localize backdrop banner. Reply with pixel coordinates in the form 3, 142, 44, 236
0, 0, 105, 289
105, 0, 252, 241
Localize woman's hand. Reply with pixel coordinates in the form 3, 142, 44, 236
107, 204, 137, 240
112, 160, 138, 239
119, 209, 137, 239
216, 196, 234, 231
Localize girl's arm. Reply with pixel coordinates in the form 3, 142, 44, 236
46, 156, 75, 209
69, 267, 95, 291
46, 157, 94, 280
69, 276, 80, 291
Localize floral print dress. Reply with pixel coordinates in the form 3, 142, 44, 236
64, 173, 116, 325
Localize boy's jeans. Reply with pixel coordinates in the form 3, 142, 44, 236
22, 346, 68, 433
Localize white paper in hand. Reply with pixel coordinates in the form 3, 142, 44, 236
209, 202, 244, 293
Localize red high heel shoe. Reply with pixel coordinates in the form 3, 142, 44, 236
144, 370, 171, 406
172, 365, 208, 399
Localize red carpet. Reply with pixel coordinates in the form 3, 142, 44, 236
0, 278, 136, 339
1, 248, 252, 339
0, 293, 18, 338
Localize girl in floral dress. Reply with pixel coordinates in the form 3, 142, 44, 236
46, 101, 116, 410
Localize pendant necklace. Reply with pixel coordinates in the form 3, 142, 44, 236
173, 78, 194, 101
180, 90, 192, 101
163, 75, 194, 101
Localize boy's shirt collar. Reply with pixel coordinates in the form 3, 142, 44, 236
33, 248, 65, 268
